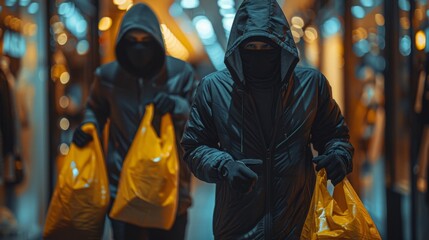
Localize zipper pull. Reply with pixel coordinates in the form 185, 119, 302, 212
266, 149, 271, 160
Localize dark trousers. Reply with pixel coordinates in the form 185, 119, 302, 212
109, 212, 188, 240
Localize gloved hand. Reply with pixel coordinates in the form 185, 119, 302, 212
222, 159, 262, 193
72, 126, 93, 148
153, 92, 175, 115
313, 154, 348, 186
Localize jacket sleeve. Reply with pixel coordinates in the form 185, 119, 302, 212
311, 73, 354, 174
82, 68, 109, 134
180, 78, 234, 183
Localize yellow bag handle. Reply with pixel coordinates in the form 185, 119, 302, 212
81, 123, 100, 140
143, 103, 174, 137
143, 104, 155, 127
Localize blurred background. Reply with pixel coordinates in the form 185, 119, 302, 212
0, 0, 428, 239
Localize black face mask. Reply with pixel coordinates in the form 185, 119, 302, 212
125, 40, 156, 68
240, 48, 281, 89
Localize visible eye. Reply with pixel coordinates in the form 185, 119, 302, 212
244, 43, 257, 50
125, 36, 138, 42
261, 43, 274, 50
140, 37, 153, 43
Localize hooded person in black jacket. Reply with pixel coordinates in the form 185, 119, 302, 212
181, 0, 354, 239
72, 3, 196, 240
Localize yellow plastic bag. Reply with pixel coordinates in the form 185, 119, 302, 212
44, 123, 110, 240
301, 169, 381, 239
109, 104, 179, 230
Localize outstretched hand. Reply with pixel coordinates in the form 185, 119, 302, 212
222, 159, 263, 193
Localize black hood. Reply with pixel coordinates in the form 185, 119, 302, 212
115, 3, 166, 79
224, 0, 299, 88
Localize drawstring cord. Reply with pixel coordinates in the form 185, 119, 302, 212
241, 92, 244, 153
239, 88, 244, 154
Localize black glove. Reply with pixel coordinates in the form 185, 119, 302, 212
222, 159, 262, 193
72, 126, 93, 148
153, 92, 175, 115
313, 154, 348, 186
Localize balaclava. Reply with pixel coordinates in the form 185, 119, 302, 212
240, 36, 281, 89
115, 3, 166, 79
123, 34, 163, 77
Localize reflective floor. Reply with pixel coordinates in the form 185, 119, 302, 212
186, 177, 215, 240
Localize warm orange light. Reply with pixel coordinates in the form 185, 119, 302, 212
400, 17, 410, 30
57, 33, 68, 45
60, 72, 70, 84
53, 22, 65, 34
291, 16, 304, 29
59, 96, 70, 108
415, 30, 426, 51
4, 16, 13, 26
352, 27, 368, 42
375, 14, 385, 26
160, 24, 190, 61
291, 25, 304, 37
23, 23, 37, 36
59, 118, 70, 130
304, 27, 318, 43
118, 0, 133, 10
51, 64, 67, 81
59, 143, 69, 155
113, 0, 126, 5
98, 17, 112, 31
28, 24, 37, 36
415, 8, 424, 21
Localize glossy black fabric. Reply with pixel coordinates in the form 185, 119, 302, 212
83, 3, 197, 216
241, 46, 280, 143
249, 86, 275, 145
180, 0, 354, 239
240, 47, 281, 89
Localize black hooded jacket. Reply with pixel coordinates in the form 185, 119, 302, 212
83, 3, 196, 215
181, 0, 353, 239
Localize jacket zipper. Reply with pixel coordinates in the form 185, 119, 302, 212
138, 78, 143, 116
246, 92, 272, 238
245, 82, 290, 239
267, 84, 289, 239
265, 148, 272, 239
